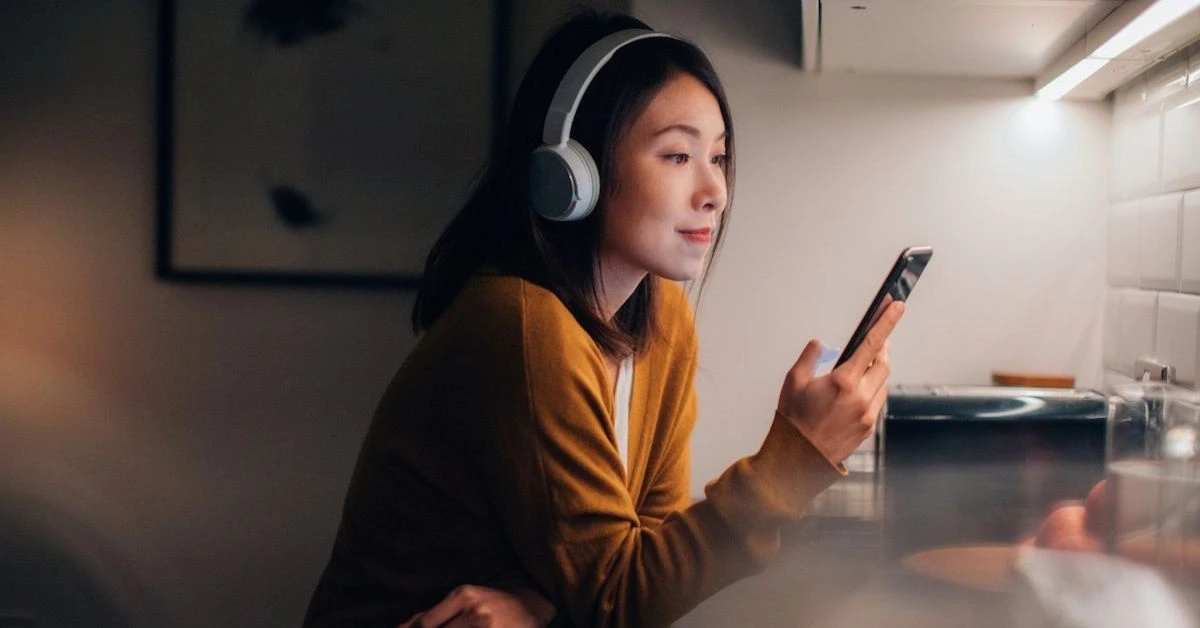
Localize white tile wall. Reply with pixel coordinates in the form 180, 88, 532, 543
1181, 190, 1200, 292
1116, 289, 1157, 377
1162, 86, 1200, 191
1128, 111, 1163, 198
1109, 201, 1140, 287
1138, 193, 1182, 290
1155, 292, 1200, 385
1104, 290, 1121, 371
1107, 41, 1200, 388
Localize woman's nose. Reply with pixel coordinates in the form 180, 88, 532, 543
695, 166, 726, 212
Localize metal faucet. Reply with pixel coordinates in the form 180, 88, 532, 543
1135, 357, 1175, 384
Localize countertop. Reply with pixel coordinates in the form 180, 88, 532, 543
676, 450, 1199, 627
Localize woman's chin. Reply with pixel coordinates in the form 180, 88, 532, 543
656, 267, 701, 282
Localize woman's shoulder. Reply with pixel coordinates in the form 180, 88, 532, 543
437, 274, 598, 357
434, 274, 696, 361
450, 274, 576, 326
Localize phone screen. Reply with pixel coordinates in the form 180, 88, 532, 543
833, 246, 933, 368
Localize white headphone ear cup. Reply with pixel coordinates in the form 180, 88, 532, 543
529, 140, 600, 221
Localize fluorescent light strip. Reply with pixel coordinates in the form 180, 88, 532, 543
1037, 0, 1200, 100
1037, 57, 1109, 100
1094, 0, 1200, 59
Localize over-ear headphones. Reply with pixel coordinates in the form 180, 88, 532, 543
529, 29, 678, 222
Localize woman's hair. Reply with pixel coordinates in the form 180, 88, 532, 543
412, 8, 736, 357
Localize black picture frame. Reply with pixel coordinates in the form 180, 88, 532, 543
154, 0, 510, 287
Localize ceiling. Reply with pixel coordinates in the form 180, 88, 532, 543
817, 0, 1123, 78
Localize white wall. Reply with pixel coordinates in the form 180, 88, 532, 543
634, 0, 1112, 496
1104, 42, 1200, 385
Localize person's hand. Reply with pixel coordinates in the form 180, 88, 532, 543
1028, 501, 1103, 553
397, 584, 556, 628
1020, 480, 1107, 553
776, 301, 904, 464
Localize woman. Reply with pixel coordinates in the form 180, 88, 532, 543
303, 8, 903, 628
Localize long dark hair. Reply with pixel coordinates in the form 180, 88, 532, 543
412, 9, 736, 358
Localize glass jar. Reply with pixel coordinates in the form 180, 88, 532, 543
1106, 382, 1200, 593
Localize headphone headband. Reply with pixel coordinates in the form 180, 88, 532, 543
541, 29, 678, 147
529, 27, 680, 222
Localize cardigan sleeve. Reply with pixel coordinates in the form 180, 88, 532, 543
476, 281, 846, 628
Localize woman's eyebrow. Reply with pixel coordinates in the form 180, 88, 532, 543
652, 123, 727, 141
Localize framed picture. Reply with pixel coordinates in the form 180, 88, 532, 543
155, 0, 507, 286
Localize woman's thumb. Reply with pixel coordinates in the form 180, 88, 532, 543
789, 340, 825, 385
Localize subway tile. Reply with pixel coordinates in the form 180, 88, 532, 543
1182, 190, 1200, 293
1162, 85, 1200, 192
1109, 201, 1140, 287
1155, 292, 1200, 385
1129, 111, 1163, 197
1117, 289, 1157, 378
1139, 193, 1182, 290
1112, 114, 1138, 199
1104, 289, 1121, 371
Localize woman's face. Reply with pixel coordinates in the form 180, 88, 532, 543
599, 72, 728, 286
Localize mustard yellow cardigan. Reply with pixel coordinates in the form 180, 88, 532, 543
303, 275, 844, 627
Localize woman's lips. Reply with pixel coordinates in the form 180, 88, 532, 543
679, 228, 712, 244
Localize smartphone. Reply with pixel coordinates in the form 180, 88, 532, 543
833, 246, 933, 368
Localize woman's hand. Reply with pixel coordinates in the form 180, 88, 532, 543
398, 584, 556, 628
776, 301, 904, 464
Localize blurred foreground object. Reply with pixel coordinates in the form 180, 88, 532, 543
1107, 383, 1200, 588
1016, 547, 1196, 628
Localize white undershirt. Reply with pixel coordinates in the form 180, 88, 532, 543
614, 356, 634, 471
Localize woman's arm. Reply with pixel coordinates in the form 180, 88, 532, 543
468, 283, 870, 627
415, 278, 898, 627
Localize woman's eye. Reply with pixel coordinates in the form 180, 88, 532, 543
665, 153, 690, 165
712, 154, 729, 167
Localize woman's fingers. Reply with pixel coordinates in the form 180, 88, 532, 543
779, 340, 824, 411
408, 586, 475, 627
839, 301, 904, 381
777, 303, 904, 464
859, 341, 892, 398
441, 616, 476, 628
399, 583, 554, 628
789, 340, 825, 385
863, 371, 889, 430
